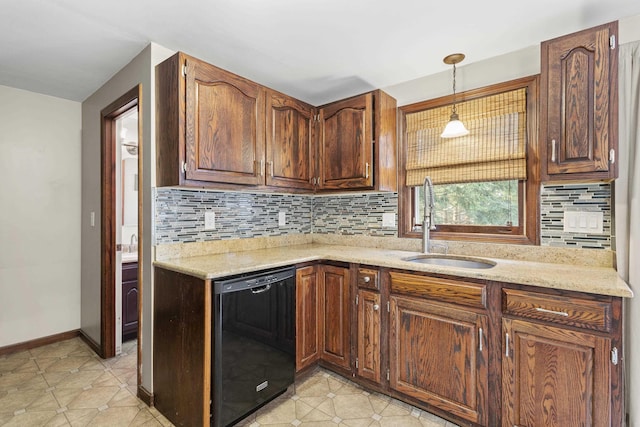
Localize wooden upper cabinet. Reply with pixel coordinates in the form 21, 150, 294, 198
157, 52, 398, 192
318, 90, 397, 191
319, 93, 373, 189
266, 90, 316, 190
502, 318, 611, 427
185, 57, 265, 186
540, 21, 618, 181
156, 52, 265, 187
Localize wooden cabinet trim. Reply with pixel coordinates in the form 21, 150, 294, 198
390, 271, 487, 309
503, 288, 612, 332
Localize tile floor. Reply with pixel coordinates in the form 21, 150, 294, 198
0, 338, 170, 426
0, 338, 457, 426
237, 369, 458, 427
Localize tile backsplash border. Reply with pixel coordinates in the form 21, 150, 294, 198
155, 183, 612, 250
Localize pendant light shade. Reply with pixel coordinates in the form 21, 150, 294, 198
441, 53, 469, 139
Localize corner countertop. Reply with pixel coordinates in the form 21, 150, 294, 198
153, 243, 633, 298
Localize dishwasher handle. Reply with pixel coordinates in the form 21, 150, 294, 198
251, 284, 272, 294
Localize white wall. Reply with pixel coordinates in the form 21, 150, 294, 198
0, 85, 81, 347
81, 42, 173, 392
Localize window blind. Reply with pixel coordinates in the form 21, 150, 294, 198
405, 88, 527, 186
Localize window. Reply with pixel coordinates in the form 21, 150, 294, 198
398, 76, 540, 244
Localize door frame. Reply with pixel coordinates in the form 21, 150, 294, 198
100, 86, 142, 360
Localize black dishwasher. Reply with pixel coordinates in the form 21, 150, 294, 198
212, 267, 296, 427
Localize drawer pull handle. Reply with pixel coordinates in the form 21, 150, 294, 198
551, 139, 556, 162
478, 328, 483, 352
535, 307, 569, 317
363, 276, 371, 283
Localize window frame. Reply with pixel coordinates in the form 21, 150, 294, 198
398, 75, 540, 245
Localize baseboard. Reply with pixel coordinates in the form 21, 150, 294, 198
0, 329, 80, 357
78, 330, 102, 358
138, 384, 154, 407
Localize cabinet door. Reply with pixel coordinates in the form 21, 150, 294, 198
318, 93, 373, 190
541, 22, 617, 180
266, 90, 316, 190
296, 266, 320, 371
389, 295, 488, 425
357, 289, 381, 384
319, 265, 351, 369
502, 318, 611, 427
122, 280, 139, 339
184, 58, 265, 185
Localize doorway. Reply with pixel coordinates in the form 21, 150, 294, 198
100, 86, 142, 386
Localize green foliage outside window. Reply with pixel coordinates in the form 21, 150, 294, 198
415, 180, 519, 227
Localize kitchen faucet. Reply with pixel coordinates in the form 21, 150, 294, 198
423, 177, 436, 253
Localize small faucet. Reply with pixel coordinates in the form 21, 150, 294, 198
129, 234, 138, 252
422, 177, 436, 253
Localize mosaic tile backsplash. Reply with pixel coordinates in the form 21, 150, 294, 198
540, 183, 611, 249
155, 183, 612, 249
155, 189, 312, 244
312, 192, 398, 237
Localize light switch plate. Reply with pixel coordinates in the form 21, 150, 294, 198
563, 211, 603, 234
278, 211, 286, 227
204, 211, 216, 230
382, 212, 395, 228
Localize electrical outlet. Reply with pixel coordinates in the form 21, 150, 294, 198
382, 212, 395, 228
278, 211, 286, 227
204, 211, 216, 230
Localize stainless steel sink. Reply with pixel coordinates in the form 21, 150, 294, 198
402, 254, 496, 269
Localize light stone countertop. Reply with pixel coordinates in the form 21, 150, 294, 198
153, 243, 633, 298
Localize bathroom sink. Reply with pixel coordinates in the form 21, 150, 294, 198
402, 254, 496, 269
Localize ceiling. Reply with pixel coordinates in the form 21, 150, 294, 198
2, 0, 640, 106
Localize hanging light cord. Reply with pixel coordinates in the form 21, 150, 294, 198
451, 63, 458, 114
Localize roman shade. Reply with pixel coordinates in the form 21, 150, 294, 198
405, 88, 527, 186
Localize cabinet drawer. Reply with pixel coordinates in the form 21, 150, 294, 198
358, 268, 379, 290
390, 271, 486, 309
122, 262, 138, 282
503, 289, 611, 332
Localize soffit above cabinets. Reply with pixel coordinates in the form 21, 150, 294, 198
1, 0, 640, 105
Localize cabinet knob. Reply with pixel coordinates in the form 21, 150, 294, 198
373, 304, 380, 311
363, 276, 371, 283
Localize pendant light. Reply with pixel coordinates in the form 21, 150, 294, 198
440, 53, 469, 138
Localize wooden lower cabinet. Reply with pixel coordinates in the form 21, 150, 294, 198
389, 295, 488, 425
122, 262, 139, 341
296, 266, 321, 371
356, 288, 381, 384
502, 318, 612, 427
319, 264, 351, 370
296, 264, 351, 372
